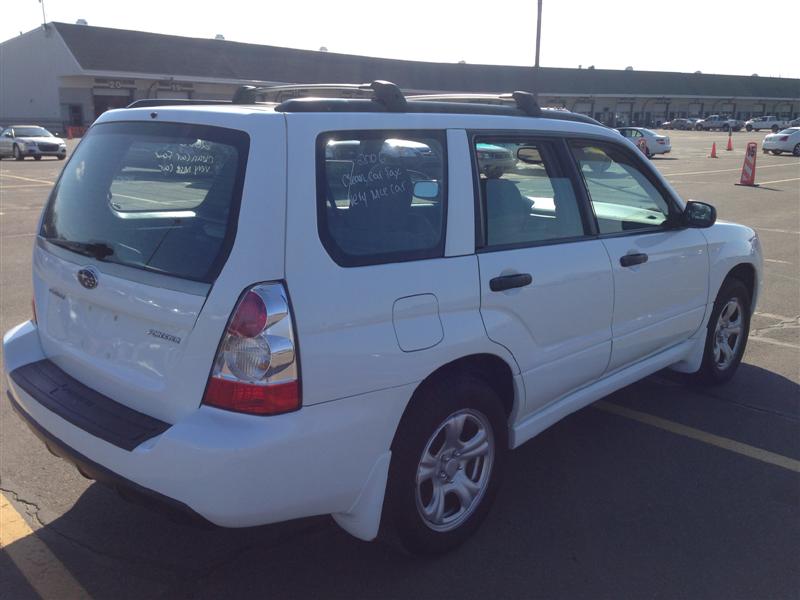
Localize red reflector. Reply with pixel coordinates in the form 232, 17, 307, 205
778, 136, 789, 141
203, 378, 300, 415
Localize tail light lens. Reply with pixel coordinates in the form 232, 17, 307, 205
202, 283, 300, 415
778, 135, 789, 141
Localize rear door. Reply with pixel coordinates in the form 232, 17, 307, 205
568, 140, 708, 372
474, 134, 614, 416
33, 118, 264, 423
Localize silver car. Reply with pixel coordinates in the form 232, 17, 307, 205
0, 125, 67, 160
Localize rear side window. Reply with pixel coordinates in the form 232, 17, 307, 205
40, 121, 249, 283
317, 131, 446, 266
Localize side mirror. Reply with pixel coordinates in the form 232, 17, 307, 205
682, 200, 716, 228
413, 180, 439, 199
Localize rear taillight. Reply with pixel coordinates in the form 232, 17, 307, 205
778, 135, 789, 141
202, 283, 300, 415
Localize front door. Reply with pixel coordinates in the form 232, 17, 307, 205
568, 141, 709, 372
474, 135, 614, 417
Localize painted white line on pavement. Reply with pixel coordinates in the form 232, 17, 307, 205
757, 177, 800, 185
764, 259, 793, 264
749, 336, 800, 350
659, 162, 800, 177
0, 174, 55, 185
757, 228, 800, 235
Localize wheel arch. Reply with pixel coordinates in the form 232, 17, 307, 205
724, 262, 757, 313
391, 353, 518, 452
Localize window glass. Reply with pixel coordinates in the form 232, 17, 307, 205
570, 142, 671, 234
318, 131, 446, 266
477, 139, 585, 247
40, 122, 249, 282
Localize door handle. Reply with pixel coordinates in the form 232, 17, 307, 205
620, 253, 649, 267
490, 273, 533, 292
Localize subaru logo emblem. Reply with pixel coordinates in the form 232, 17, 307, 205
77, 267, 99, 289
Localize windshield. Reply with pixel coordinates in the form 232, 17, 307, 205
15, 126, 52, 137
40, 121, 250, 283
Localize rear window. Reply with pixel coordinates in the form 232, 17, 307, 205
40, 121, 249, 283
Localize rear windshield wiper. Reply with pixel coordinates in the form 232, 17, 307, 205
45, 239, 114, 261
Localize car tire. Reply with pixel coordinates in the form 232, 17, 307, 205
771, 125, 779, 133
385, 375, 507, 555
746, 125, 753, 132
771, 150, 782, 155
793, 144, 800, 157
13, 145, 23, 161
34, 155, 42, 161
723, 124, 730, 132
689, 277, 751, 386
58, 155, 66, 160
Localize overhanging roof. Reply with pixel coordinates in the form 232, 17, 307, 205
53, 22, 800, 99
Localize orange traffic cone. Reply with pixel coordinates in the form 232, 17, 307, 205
709, 142, 718, 158
726, 132, 733, 151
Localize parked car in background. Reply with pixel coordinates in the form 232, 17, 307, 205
660, 120, 673, 129
617, 127, 671, 157
695, 115, 743, 131
669, 118, 695, 130
789, 117, 800, 127
0, 125, 67, 160
762, 127, 800, 156
745, 116, 789, 132
475, 142, 516, 177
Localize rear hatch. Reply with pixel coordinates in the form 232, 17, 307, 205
33, 120, 251, 423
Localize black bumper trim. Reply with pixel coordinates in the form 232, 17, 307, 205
7, 390, 211, 526
9, 360, 170, 451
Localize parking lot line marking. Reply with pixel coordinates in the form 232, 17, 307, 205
0, 492, 90, 600
756, 177, 800, 185
594, 401, 800, 473
749, 336, 800, 350
111, 193, 161, 204
1, 183, 54, 189
0, 174, 55, 185
757, 228, 800, 235
764, 259, 793, 264
660, 163, 800, 177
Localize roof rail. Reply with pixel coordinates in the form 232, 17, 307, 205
127, 98, 232, 109
232, 80, 407, 110
407, 91, 542, 117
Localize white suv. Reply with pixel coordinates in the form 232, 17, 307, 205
3, 82, 762, 555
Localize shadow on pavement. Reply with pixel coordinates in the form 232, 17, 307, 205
3, 364, 799, 599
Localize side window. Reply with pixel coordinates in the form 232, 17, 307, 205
475, 138, 586, 248
317, 131, 446, 266
570, 142, 672, 234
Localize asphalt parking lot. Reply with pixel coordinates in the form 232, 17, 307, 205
1, 130, 798, 599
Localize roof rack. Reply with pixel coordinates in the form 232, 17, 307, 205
406, 91, 542, 117
232, 80, 407, 110
125, 80, 603, 127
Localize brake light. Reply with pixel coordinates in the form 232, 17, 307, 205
657, 139, 666, 144
778, 135, 789, 141
202, 283, 300, 415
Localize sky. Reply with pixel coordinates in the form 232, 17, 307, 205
2, 0, 798, 79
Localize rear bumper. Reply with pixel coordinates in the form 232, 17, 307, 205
3, 321, 410, 534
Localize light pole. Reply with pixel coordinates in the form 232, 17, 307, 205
535, 0, 542, 68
